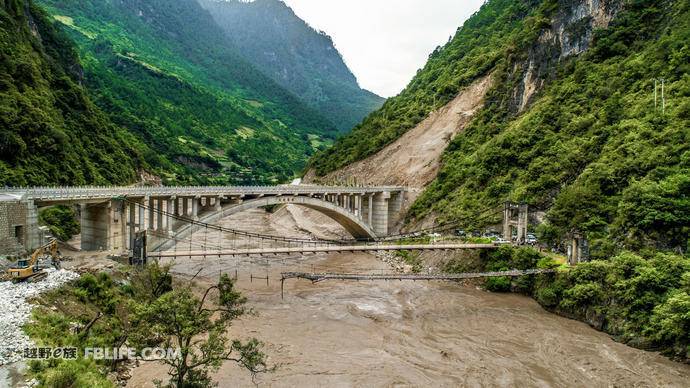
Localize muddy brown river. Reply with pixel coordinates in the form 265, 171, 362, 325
125, 207, 689, 387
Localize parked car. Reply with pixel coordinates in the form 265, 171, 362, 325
526, 233, 538, 245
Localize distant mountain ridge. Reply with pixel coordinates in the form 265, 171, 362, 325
35, 0, 341, 185
199, 0, 384, 132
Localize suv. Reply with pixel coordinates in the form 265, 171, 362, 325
526, 234, 538, 245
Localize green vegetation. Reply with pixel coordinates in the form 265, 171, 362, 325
393, 250, 423, 273
534, 251, 690, 360
26, 263, 269, 387
409, 0, 690, 255
442, 245, 689, 360
35, 0, 339, 185
200, 0, 384, 132
0, 0, 144, 186
39, 206, 79, 241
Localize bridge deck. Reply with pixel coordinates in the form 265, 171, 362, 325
148, 243, 499, 258
281, 269, 555, 282
3, 185, 405, 202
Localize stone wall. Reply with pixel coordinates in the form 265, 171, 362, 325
0, 201, 28, 255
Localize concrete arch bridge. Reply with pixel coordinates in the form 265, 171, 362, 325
0, 185, 405, 253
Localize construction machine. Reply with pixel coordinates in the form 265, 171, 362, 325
7, 239, 61, 282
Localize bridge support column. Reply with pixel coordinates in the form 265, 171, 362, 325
388, 192, 403, 231
363, 194, 373, 227
111, 200, 126, 252
182, 197, 189, 218
165, 198, 173, 232
128, 201, 136, 250
372, 192, 390, 236
156, 199, 163, 231
503, 203, 512, 241
81, 202, 117, 251
137, 197, 145, 236
354, 194, 362, 218
25, 200, 40, 250
517, 204, 528, 244
148, 197, 155, 230
191, 197, 199, 220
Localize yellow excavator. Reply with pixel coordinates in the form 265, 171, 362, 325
7, 239, 61, 282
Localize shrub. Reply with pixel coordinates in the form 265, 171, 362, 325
39, 206, 79, 241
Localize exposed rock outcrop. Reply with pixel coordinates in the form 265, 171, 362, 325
514, 0, 622, 111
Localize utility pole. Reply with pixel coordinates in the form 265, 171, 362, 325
653, 78, 666, 115
661, 78, 665, 115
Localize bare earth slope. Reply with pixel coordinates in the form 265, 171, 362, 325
304, 76, 492, 194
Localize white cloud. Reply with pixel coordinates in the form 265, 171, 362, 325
283, 0, 485, 97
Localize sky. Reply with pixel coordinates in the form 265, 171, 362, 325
282, 0, 485, 97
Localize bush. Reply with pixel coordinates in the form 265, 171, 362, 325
485, 276, 511, 292
41, 359, 113, 388
39, 206, 79, 241
534, 251, 690, 359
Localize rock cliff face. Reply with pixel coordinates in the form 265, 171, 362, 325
514, 0, 622, 111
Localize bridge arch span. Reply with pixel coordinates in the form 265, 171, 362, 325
152, 195, 377, 251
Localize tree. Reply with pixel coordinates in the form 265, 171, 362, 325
39, 205, 80, 241
131, 274, 271, 387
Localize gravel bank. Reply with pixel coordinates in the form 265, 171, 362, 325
0, 269, 79, 365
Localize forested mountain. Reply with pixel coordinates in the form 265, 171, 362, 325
0, 0, 146, 185
199, 0, 384, 132
309, 0, 690, 255
32, 0, 339, 185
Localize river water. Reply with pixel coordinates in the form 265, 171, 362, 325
126, 207, 690, 387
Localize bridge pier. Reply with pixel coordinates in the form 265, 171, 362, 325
191, 196, 199, 220
128, 201, 136, 250
25, 200, 40, 250
182, 197, 189, 218
372, 192, 390, 235
362, 193, 373, 226
148, 197, 155, 230
503, 202, 528, 243
80, 200, 126, 251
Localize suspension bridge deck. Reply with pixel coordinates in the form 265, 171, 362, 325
147, 243, 500, 258
281, 268, 555, 283
278, 269, 556, 298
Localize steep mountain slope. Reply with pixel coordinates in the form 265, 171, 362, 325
37, 0, 338, 184
0, 0, 145, 186
199, 0, 384, 132
310, 0, 690, 254
309, 0, 543, 175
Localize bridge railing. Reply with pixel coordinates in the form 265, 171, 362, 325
2, 185, 406, 201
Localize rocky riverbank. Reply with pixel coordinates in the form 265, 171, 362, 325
0, 269, 79, 365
